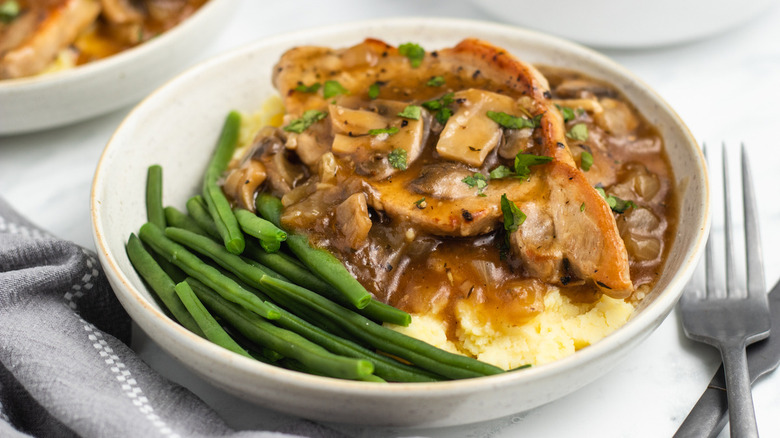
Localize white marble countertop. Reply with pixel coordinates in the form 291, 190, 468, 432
2, 1, 779, 436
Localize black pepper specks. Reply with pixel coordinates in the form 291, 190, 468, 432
401, 120, 409, 128
461, 209, 474, 222
543, 90, 552, 99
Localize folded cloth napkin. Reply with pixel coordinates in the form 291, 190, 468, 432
0, 197, 345, 438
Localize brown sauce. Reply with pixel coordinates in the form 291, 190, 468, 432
242, 50, 678, 339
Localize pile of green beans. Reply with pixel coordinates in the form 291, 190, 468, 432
125, 111, 510, 382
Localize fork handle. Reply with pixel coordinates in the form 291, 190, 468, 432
720, 339, 760, 437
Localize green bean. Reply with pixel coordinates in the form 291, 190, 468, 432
203, 111, 244, 254
255, 194, 371, 310
255, 193, 284, 228
220, 324, 284, 363
234, 208, 287, 252
186, 195, 220, 239
168, 229, 359, 338
277, 358, 387, 382
151, 251, 188, 284
145, 165, 166, 229
284, 233, 374, 308
165, 226, 286, 286
208, 264, 355, 341
171, 210, 409, 326
242, 243, 409, 326
125, 234, 203, 336
173, 281, 252, 358
164, 206, 207, 235
179, 255, 439, 381
249, 250, 408, 326
259, 275, 505, 380
189, 279, 375, 380
138, 222, 279, 320
261, 302, 440, 382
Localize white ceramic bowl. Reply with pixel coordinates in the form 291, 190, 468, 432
91, 18, 709, 427
471, 0, 775, 48
0, 0, 234, 136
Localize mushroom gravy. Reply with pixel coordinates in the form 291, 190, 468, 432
225, 39, 677, 344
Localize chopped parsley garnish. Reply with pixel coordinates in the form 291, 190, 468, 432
500, 194, 526, 232
462, 173, 488, 196
556, 104, 576, 123
580, 151, 593, 171
468, 146, 482, 152
566, 123, 589, 141
486, 111, 538, 130
283, 110, 327, 134
368, 126, 400, 136
489, 165, 514, 179
368, 82, 381, 100
397, 105, 422, 120
514, 153, 553, 179
426, 75, 445, 87
595, 187, 636, 213
388, 148, 408, 170
580, 202, 586, 212
414, 197, 427, 209
0, 0, 19, 23
398, 42, 425, 68
490, 153, 552, 180
323, 80, 349, 99
294, 82, 321, 93
422, 92, 455, 124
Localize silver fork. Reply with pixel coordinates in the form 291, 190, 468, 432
679, 144, 771, 437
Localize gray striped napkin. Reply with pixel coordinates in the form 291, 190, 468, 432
0, 196, 343, 438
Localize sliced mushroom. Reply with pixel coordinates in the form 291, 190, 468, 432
223, 160, 266, 211
249, 128, 307, 197
329, 100, 430, 179
554, 79, 615, 99
407, 162, 477, 200
498, 125, 534, 160
436, 89, 520, 167
329, 104, 387, 134
317, 151, 340, 185
593, 98, 639, 135
335, 193, 372, 250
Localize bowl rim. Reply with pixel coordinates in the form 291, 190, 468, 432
0, 0, 231, 91
91, 16, 710, 397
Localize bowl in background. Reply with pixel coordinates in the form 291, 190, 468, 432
91, 17, 709, 427
0, 0, 234, 136
471, 0, 775, 49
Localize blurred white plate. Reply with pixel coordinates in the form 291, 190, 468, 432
0, 0, 234, 136
471, 0, 775, 48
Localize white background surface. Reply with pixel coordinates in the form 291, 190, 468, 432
2, 1, 779, 436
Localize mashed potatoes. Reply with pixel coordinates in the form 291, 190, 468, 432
389, 289, 634, 369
